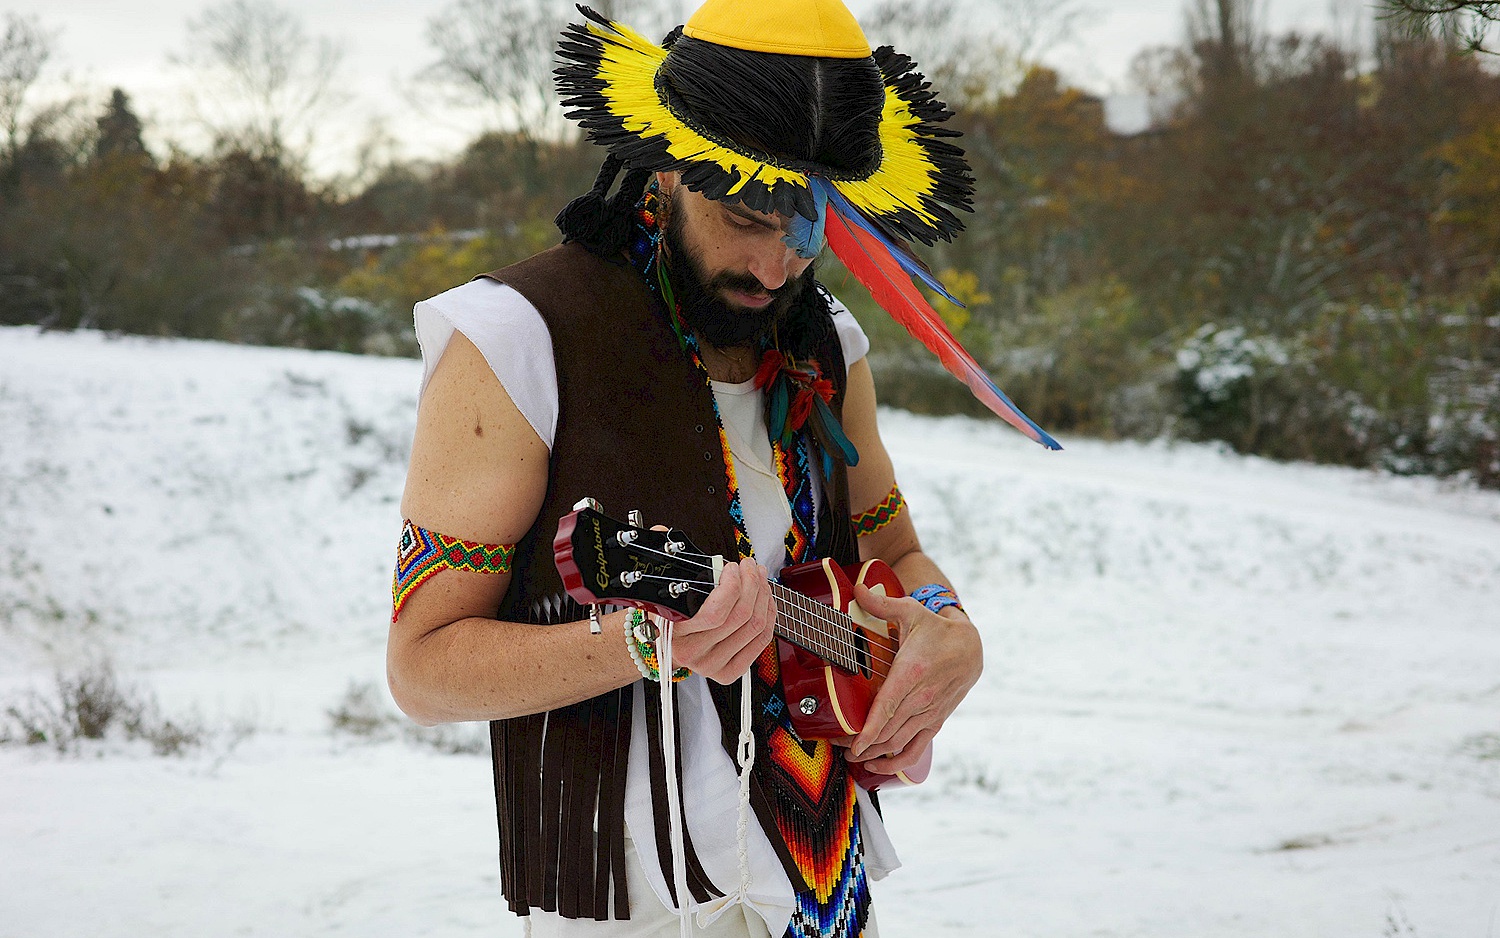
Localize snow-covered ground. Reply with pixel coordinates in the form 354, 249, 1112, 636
1, 325, 1497, 938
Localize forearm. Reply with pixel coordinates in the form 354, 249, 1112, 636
388, 609, 641, 725
888, 550, 973, 623
889, 550, 959, 603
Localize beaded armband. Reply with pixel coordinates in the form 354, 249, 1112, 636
392, 519, 515, 622
912, 583, 965, 615
852, 483, 905, 536
625, 609, 690, 683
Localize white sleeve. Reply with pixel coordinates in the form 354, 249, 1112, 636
412, 279, 559, 449
826, 293, 870, 371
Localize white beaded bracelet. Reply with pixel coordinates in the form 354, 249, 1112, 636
624, 608, 688, 682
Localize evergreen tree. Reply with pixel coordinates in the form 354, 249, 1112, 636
1383, 1, 1499, 53
94, 88, 149, 163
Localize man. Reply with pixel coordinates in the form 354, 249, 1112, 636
387, 2, 1056, 936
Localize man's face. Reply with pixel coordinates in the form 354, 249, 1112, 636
661, 176, 817, 351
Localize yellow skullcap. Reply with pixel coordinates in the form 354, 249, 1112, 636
683, 0, 873, 58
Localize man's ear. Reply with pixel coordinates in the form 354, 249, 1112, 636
655, 170, 679, 195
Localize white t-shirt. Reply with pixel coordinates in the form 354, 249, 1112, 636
413, 279, 896, 936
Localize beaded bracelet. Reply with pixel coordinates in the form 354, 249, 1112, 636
911, 583, 964, 615
624, 608, 690, 683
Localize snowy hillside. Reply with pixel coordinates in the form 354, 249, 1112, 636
2, 325, 1498, 938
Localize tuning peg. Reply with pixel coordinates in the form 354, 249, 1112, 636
573, 497, 603, 512
627, 509, 644, 528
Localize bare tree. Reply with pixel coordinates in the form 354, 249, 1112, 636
1128, 43, 1194, 125
175, 0, 347, 160
0, 13, 56, 164
420, 0, 687, 140
1186, 0, 1268, 81
990, 0, 1090, 65
421, 0, 572, 141
1382, 0, 1499, 52
865, 0, 1087, 108
865, 0, 1020, 108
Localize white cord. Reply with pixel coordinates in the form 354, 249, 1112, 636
730, 670, 758, 905
654, 617, 694, 938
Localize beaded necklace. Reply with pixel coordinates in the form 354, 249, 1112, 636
624, 186, 871, 938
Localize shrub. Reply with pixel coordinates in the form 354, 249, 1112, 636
1169, 295, 1500, 483
334, 221, 556, 349
1173, 323, 1304, 454
0, 660, 207, 756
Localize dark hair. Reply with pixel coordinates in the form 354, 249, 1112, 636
659, 37, 885, 178
557, 33, 886, 253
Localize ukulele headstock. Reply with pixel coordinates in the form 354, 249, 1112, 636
553, 500, 721, 621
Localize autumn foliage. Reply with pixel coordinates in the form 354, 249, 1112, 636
2, 14, 1497, 485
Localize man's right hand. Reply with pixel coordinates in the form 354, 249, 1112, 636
664, 557, 776, 684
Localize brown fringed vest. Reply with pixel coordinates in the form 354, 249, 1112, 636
480, 243, 857, 920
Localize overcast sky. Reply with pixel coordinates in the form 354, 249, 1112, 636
8, 0, 1367, 177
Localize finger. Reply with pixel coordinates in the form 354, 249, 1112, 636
682, 597, 773, 679
856, 728, 933, 775
849, 656, 913, 756
751, 562, 775, 626
850, 667, 936, 759
718, 558, 767, 632
674, 567, 773, 677
861, 727, 936, 776
852, 582, 914, 621
677, 560, 742, 636
851, 698, 927, 761
714, 571, 777, 677
708, 617, 774, 683
859, 707, 928, 762
852, 584, 925, 641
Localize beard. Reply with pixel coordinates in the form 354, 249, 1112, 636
663, 198, 814, 351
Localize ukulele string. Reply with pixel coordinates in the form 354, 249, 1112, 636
620, 543, 901, 658
668, 583, 898, 673
615, 543, 901, 665
671, 577, 901, 671
641, 576, 899, 671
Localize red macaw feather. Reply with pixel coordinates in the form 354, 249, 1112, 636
823, 203, 1062, 451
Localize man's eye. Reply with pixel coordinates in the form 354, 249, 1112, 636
726, 214, 756, 229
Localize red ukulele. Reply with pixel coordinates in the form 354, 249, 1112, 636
554, 500, 932, 790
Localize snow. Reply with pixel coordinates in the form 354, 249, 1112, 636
2, 325, 1498, 937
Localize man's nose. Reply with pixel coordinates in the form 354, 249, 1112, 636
747, 240, 806, 292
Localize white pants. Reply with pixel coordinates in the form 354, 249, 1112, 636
523, 836, 878, 938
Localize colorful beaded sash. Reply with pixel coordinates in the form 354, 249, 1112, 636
625, 188, 870, 938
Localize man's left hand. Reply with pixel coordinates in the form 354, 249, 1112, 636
844, 583, 983, 775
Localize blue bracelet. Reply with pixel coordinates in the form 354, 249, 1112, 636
912, 583, 964, 615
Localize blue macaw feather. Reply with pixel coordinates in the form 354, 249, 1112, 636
782, 181, 828, 260
770, 377, 791, 446
811, 177, 964, 307
812, 394, 860, 467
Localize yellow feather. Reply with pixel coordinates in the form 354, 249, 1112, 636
833, 86, 943, 226
582, 16, 950, 230
591, 20, 809, 192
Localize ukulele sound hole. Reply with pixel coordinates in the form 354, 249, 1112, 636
852, 632, 873, 679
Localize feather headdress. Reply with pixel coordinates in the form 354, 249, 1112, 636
555, 0, 1061, 450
